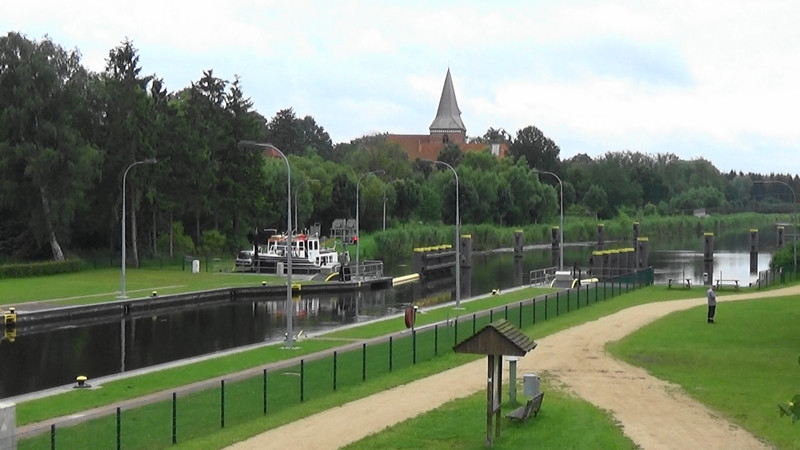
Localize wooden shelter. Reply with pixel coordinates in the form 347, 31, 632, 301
453, 319, 537, 447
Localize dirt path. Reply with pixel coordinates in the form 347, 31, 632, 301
228, 287, 796, 450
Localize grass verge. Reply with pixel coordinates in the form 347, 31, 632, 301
17, 282, 710, 448
607, 293, 800, 449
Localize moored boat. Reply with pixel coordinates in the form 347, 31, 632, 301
236, 231, 341, 276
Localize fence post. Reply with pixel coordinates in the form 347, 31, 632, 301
576, 288, 579, 310
116, 407, 121, 450
333, 351, 338, 390
362, 343, 367, 382
51, 424, 55, 450
544, 295, 548, 320
220, 379, 225, 429
532, 298, 536, 324
263, 369, 268, 414
434, 324, 439, 356
172, 392, 177, 444
412, 329, 417, 365
300, 359, 305, 402
489, 309, 493, 322
567, 290, 570, 312
504, 304, 508, 320
472, 313, 476, 334
518, 301, 523, 328
556, 292, 560, 316
454, 316, 458, 345
388, 337, 393, 372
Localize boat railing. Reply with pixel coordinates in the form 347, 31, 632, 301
356, 260, 384, 280
529, 266, 558, 286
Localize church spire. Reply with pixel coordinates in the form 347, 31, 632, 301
429, 68, 466, 135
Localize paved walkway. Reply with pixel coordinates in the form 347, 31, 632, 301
227, 287, 793, 450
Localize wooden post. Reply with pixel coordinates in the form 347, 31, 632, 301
486, 355, 494, 447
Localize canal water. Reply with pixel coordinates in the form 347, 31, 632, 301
0, 232, 780, 399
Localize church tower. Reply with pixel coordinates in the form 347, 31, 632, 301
429, 68, 467, 144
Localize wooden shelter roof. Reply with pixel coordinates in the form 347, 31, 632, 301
453, 319, 537, 357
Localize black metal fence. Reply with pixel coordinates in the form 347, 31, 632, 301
16, 268, 655, 449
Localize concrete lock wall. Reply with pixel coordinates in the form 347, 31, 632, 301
0, 402, 16, 450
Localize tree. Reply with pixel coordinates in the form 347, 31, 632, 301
100, 38, 158, 267
0, 32, 101, 261
437, 144, 463, 167
583, 184, 609, 220
509, 125, 561, 173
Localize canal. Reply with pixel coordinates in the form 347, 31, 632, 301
0, 230, 781, 399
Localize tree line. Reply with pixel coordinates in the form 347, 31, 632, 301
1, 32, 797, 264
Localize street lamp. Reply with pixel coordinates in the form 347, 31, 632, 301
754, 180, 797, 270
238, 141, 295, 349
120, 158, 157, 299
356, 170, 385, 278
533, 169, 564, 271
422, 159, 461, 308
294, 178, 319, 233
382, 179, 402, 231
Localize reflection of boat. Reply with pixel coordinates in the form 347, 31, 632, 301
236, 232, 341, 276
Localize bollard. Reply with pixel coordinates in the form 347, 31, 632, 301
506, 356, 520, 404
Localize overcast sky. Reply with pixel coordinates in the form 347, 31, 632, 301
3, 0, 798, 175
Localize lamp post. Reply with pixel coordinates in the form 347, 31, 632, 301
294, 178, 319, 233
356, 170, 385, 278
533, 169, 564, 271
120, 158, 157, 299
382, 179, 402, 231
754, 180, 797, 270
422, 159, 461, 308
238, 141, 295, 349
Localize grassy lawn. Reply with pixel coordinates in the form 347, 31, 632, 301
15, 282, 711, 449
343, 380, 638, 450
0, 266, 284, 306
607, 294, 800, 449
335, 286, 799, 450
15, 277, 792, 449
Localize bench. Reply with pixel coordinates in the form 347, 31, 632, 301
506, 391, 544, 423
715, 279, 739, 290
668, 278, 691, 289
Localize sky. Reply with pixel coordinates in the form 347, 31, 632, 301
3, 0, 799, 175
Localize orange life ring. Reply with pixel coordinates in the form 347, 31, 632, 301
404, 306, 415, 328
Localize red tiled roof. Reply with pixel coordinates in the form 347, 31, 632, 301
387, 134, 508, 161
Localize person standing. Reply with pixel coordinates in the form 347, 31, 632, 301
707, 285, 717, 323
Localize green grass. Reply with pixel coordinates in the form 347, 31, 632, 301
21, 280, 793, 449
15, 282, 705, 449
607, 294, 800, 449
344, 380, 637, 450
0, 267, 287, 306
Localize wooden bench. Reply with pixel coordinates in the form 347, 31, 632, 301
715, 279, 739, 290
506, 392, 544, 423
668, 278, 691, 289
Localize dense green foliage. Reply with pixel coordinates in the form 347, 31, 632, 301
2, 32, 798, 266
0, 259, 84, 279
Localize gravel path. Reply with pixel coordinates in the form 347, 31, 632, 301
227, 287, 795, 450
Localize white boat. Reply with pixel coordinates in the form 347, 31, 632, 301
236, 232, 341, 275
